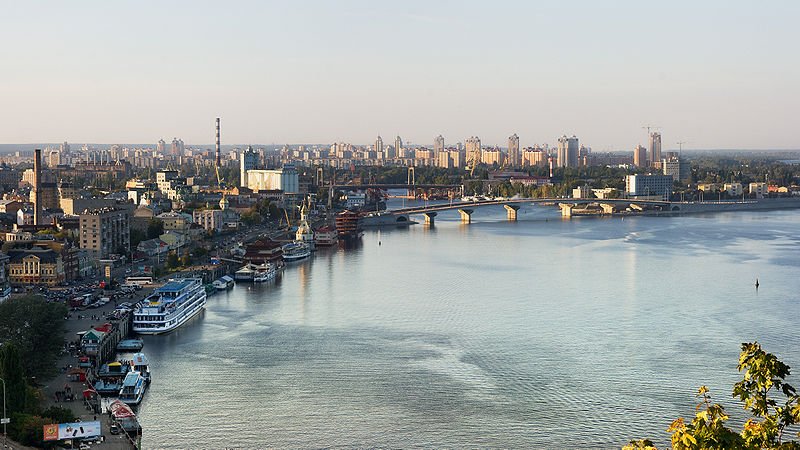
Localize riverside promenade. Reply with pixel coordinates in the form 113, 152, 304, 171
38, 287, 155, 450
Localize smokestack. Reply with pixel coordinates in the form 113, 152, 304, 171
34, 148, 42, 226
215, 117, 221, 168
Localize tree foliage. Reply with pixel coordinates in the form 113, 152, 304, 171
0, 296, 67, 379
146, 218, 165, 239
628, 342, 800, 449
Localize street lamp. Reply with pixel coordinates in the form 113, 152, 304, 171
1, 376, 8, 449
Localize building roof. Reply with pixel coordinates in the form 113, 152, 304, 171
8, 248, 59, 264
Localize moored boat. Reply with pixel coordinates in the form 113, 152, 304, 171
118, 371, 147, 405
116, 338, 144, 352
213, 275, 235, 290
132, 352, 151, 384
109, 399, 142, 435
234, 265, 254, 281
92, 379, 122, 396
98, 361, 130, 379
282, 242, 311, 262
253, 263, 277, 282
132, 278, 207, 335
335, 210, 364, 239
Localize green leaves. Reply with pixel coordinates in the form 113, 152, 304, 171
629, 342, 800, 449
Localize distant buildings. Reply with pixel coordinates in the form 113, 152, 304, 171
434, 135, 445, 158
246, 166, 299, 194
239, 146, 258, 188
508, 134, 520, 168
649, 132, 662, 168
634, 145, 647, 168
625, 174, 673, 199
557, 135, 579, 168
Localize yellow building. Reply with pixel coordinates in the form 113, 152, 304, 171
7, 249, 65, 286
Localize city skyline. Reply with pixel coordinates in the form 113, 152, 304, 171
2, 1, 798, 149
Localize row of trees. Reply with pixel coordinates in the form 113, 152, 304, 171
0, 296, 76, 446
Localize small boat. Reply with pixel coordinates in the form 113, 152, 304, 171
118, 371, 147, 405
282, 242, 311, 262
253, 263, 277, 282
92, 379, 122, 396
116, 339, 144, 352
98, 361, 130, 379
213, 275, 235, 291
132, 353, 151, 384
109, 400, 142, 435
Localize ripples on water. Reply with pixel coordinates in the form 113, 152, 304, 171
138, 206, 800, 448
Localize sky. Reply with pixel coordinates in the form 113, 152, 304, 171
1, 0, 798, 150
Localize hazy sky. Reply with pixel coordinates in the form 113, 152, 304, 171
2, 0, 798, 150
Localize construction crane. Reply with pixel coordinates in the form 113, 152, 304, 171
642, 125, 662, 136
676, 141, 688, 155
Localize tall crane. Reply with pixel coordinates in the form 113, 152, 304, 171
676, 141, 688, 155
642, 125, 662, 136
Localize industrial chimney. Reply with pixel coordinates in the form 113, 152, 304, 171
215, 117, 221, 169
33, 148, 42, 225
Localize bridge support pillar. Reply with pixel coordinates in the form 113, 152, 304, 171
558, 203, 574, 217
599, 203, 616, 215
458, 209, 474, 224
423, 212, 437, 226
504, 204, 520, 221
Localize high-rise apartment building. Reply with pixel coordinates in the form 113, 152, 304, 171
157, 139, 166, 154
434, 135, 445, 158
508, 134, 520, 168
79, 208, 130, 259
556, 135, 579, 168
465, 137, 481, 166
522, 148, 547, 167
649, 132, 662, 168
394, 136, 403, 156
481, 148, 504, 166
375, 136, 384, 156
634, 145, 647, 167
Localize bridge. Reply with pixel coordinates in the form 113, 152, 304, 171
372, 198, 674, 225
332, 183, 462, 190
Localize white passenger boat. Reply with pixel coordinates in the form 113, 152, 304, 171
282, 242, 311, 262
132, 278, 206, 335
132, 352, 151, 384
118, 371, 147, 405
253, 263, 277, 282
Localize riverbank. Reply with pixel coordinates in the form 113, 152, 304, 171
36, 286, 155, 450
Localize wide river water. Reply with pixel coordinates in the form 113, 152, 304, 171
137, 202, 800, 448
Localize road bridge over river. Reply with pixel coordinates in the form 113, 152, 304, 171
369, 197, 675, 225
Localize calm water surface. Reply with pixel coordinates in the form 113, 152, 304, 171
137, 204, 800, 448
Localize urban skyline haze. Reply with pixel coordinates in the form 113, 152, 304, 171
2, 0, 798, 149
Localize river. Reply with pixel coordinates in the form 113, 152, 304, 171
136, 203, 800, 448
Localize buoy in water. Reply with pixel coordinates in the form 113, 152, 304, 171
755, 278, 760, 289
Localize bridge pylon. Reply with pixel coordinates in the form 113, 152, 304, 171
504, 204, 520, 221
458, 208, 474, 224
424, 211, 437, 226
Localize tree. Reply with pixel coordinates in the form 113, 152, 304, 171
147, 218, 164, 239
0, 343, 38, 415
0, 297, 67, 379
629, 342, 800, 449
240, 209, 262, 226
166, 251, 180, 269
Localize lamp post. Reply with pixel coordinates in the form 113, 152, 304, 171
1, 376, 8, 449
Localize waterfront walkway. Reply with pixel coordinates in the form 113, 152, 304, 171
37, 288, 154, 450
